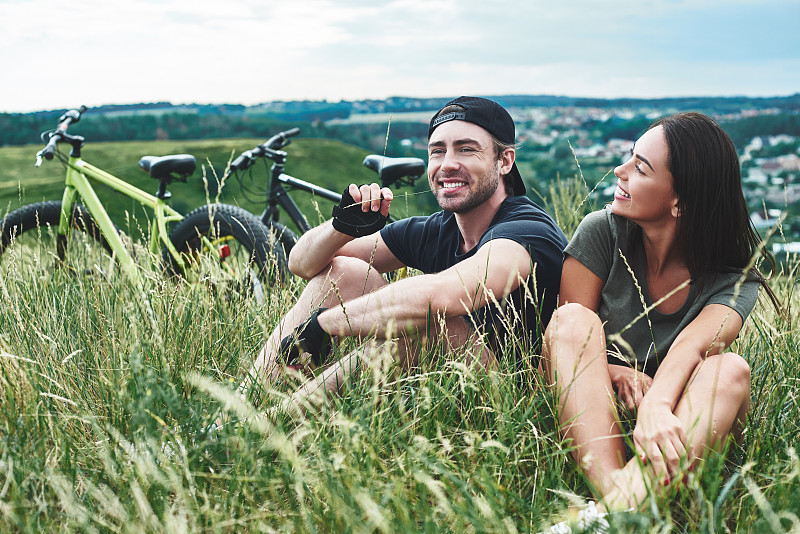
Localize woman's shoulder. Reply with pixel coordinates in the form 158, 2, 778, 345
696, 268, 761, 322
576, 205, 633, 238
702, 268, 760, 293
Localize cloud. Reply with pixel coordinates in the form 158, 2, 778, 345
2, 0, 798, 112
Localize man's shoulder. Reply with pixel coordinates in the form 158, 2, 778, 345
496, 196, 555, 223
384, 210, 450, 234
491, 197, 567, 241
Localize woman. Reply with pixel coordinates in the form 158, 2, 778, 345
543, 112, 780, 515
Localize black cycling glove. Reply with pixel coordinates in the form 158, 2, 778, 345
278, 307, 332, 366
331, 186, 389, 237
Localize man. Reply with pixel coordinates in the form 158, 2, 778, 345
248, 96, 567, 404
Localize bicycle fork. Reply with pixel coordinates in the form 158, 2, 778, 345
59, 161, 144, 285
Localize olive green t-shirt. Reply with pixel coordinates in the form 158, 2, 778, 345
565, 207, 759, 376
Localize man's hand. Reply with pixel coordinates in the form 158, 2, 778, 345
279, 308, 332, 366
332, 183, 393, 237
609, 364, 653, 411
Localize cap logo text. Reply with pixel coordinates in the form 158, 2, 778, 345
431, 112, 466, 128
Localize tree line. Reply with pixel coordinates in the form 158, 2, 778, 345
3, 104, 798, 155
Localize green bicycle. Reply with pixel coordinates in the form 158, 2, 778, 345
0, 106, 282, 298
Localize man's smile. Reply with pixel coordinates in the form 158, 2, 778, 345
440, 181, 467, 189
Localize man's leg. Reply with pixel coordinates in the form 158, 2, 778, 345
283, 313, 495, 411
247, 256, 388, 387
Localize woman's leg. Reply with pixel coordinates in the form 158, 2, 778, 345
602, 352, 751, 510
675, 352, 751, 455
543, 303, 627, 496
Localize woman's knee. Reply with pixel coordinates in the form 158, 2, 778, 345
544, 303, 604, 351
707, 352, 751, 394
543, 303, 606, 374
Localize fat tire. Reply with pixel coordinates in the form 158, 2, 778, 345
165, 203, 288, 289
0, 200, 110, 256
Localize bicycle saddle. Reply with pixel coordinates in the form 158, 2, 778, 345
363, 155, 426, 185
138, 155, 196, 182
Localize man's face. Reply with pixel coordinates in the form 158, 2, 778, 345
427, 121, 504, 214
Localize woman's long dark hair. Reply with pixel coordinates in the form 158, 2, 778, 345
654, 112, 781, 311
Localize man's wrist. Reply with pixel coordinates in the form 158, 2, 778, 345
278, 307, 332, 366
315, 307, 334, 335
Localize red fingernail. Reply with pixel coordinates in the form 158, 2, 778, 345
663, 477, 670, 486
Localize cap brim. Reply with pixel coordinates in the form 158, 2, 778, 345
509, 163, 526, 196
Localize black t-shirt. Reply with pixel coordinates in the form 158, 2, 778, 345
380, 196, 567, 356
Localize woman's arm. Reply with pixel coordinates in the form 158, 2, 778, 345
561, 255, 654, 409
559, 255, 603, 310
634, 303, 745, 477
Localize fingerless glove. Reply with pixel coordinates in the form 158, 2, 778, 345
331, 186, 388, 237
278, 307, 331, 366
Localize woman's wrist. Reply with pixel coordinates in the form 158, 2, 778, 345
638, 393, 672, 412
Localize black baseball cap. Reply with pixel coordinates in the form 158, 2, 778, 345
428, 96, 525, 196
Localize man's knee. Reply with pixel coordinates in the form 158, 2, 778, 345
304, 256, 387, 306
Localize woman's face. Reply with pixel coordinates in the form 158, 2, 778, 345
611, 125, 679, 226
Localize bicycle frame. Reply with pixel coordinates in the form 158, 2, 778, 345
58, 154, 187, 286
261, 151, 399, 233
258, 149, 332, 233
228, 127, 424, 242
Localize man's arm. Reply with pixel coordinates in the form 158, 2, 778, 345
287, 183, 404, 279
316, 238, 533, 338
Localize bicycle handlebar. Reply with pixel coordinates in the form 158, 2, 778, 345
228, 127, 302, 174
36, 105, 88, 166
266, 127, 301, 149
227, 127, 424, 190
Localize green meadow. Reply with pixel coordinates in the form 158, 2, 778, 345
0, 137, 432, 238
0, 138, 798, 532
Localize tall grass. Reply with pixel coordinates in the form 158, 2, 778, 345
0, 181, 798, 532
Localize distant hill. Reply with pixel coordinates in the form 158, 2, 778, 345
0, 137, 432, 235
13, 92, 800, 119
3, 93, 798, 154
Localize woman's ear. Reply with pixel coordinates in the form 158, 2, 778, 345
671, 197, 680, 218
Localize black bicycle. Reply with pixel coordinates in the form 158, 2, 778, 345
225, 128, 426, 277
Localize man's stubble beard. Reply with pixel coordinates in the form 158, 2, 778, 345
434, 162, 501, 214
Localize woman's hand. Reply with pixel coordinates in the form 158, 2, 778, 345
633, 401, 688, 481
609, 364, 653, 411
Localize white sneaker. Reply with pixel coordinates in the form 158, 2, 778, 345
542, 501, 609, 534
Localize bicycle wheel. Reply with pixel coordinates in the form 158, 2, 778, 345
0, 201, 115, 279
165, 204, 288, 301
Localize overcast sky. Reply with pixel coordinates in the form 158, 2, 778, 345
2, 0, 799, 113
